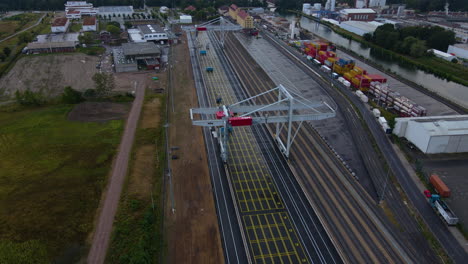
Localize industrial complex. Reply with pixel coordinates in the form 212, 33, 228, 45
1, 1, 468, 263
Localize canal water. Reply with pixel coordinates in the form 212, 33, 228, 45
282, 14, 468, 109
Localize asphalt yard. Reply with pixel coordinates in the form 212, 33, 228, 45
195, 31, 309, 264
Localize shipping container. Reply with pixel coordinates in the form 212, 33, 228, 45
372, 108, 381, 118
430, 174, 451, 198
229, 117, 253, 126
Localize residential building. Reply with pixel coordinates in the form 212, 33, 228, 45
83, 16, 97, 31
52, 17, 70, 33
237, 10, 253, 29
185, 5, 197, 12
340, 8, 376, 21
66, 10, 82, 19
229, 4, 239, 20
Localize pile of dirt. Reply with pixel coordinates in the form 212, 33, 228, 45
68, 102, 130, 122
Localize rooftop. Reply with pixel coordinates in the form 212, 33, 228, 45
52, 17, 69, 27
27, 41, 76, 50
185, 5, 196, 11
238, 10, 249, 20
230, 4, 238, 11
138, 24, 165, 35
67, 10, 81, 14
122, 42, 161, 56
341, 21, 380, 32
83, 16, 96, 25
98, 6, 133, 13
65, 1, 91, 6
341, 8, 376, 14
397, 115, 468, 136
36, 33, 80, 43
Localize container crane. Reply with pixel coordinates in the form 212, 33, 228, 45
190, 84, 336, 162
181, 16, 242, 48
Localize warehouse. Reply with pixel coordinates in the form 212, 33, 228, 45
447, 44, 468, 60
98, 6, 134, 17
339, 21, 381, 36
26, 41, 76, 54
51, 18, 70, 33
429, 49, 457, 62
138, 24, 168, 42
339, 8, 376, 21
113, 42, 161, 72
393, 115, 468, 154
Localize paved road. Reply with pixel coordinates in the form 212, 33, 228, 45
0, 13, 46, 44
87, 82, 145, 264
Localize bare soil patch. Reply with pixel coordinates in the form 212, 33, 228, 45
127, 145, 155, 199
165, 32, 224, 264
68, 102, 130, 122
0, 54, 99, 98
141, 98, 161, 129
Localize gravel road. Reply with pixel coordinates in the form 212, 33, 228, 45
87, 80, 145, 264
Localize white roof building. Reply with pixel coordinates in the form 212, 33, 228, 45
447, 44, 468, 59
340, 8, 376, 14
339, 21, 380, 36
393, 115, 468, 153
98, 6, 134, 16
180, 15, 192, 24
429, 49, 457, 61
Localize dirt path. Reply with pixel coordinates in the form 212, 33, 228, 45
0, 13, 46, 43
87, 81, 145, 264
165, 33, 224, 264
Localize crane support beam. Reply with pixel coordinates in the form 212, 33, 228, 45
190, 103, 323, 115
191, 113, 335, 127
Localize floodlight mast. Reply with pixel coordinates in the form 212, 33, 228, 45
190, 85, 335, 162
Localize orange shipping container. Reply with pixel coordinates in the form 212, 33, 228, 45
430, 174, 451, 197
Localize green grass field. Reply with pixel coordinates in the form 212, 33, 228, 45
0, 104, 124, 263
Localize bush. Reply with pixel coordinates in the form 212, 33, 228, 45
61, 86, 84, 104
15, 90, 45, 106
83, 89, 97, 98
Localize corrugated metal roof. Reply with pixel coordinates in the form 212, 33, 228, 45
83, 16, 96, 25
341, 8, 376, 14
122, 42, 161, 56
52, 17, 68, 27
98, 6, 133, 13
27, 41, 76, 49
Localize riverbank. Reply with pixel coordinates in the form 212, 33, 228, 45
288, 10, 468, 88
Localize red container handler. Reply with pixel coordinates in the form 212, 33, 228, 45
196, 27, 207, 31
228, 117, 253, 126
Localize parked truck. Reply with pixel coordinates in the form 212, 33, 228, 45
428, 194, 458, 225
430, 174, 451, 197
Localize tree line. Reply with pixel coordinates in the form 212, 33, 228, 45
0, 0, 144, 11
386, 0, 467, 12
363, 24, 456, 57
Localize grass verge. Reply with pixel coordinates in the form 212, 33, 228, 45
106, 92, 166, 263
0, 104, 124, 263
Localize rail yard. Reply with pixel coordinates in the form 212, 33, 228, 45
184, 16, 468, 263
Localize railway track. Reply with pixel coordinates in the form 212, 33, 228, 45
192, 31, 343, 264
222, 31, 417, 264
256, 30, 459, 263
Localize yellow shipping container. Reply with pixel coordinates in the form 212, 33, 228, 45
318, 50, 326, 56
344, 72, 353, 80
349, 70, 358, 77
353, 66, 364, 75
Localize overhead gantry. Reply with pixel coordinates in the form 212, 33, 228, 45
190, 84, 336, 162
181, 16, 242, 48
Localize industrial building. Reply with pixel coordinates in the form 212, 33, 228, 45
339, 21, 381, 36
127, 24, 168, 43
82, 16, 97, 31
340, 8, 376, 21
447, 44, 468, 60
179, 15, 192, 24
98, 6, 134, 17
64, 1, 98, 18
355, 0, 386, 8
26, 33, 79, 54
52, 18, 70, 33
393, 115, 468, 154
113, 42, 161, 72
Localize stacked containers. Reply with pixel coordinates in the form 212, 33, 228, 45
366, 74, 387, 83
351, 75, 371, 91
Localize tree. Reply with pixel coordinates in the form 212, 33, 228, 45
92, 73, 115, 97
400, 36, 418, 55
3, 47, 11, 57
426, 30, 456, 51
0, 52, 5, 62
409, 40, 427, 58
106, 25, 120, 35
18, 31, 33, 44
61, 86, 84, 104
124, 21, 133, 29
15, 90, 45, 106
78, 32, 94, 45
363, 33, 372, 42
